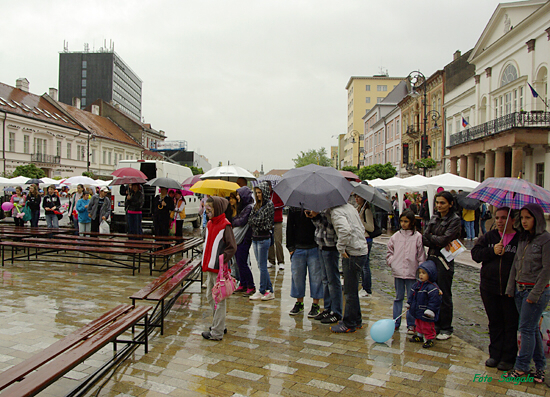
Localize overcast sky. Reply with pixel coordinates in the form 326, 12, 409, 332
2, 0, 502, 173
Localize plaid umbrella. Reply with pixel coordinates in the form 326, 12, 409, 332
467, 177, 550, 213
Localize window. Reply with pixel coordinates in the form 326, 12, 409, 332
81, 88, 86, 97
536, 163, 545, 187
365, 97, 371, 103
365, 85, 370, 91
396, 120, 400, 137
35, 138, 46, 154
377, 85, 387, 92
82, 79, 86, 88
108, 152, 112, 165
92, 149, 96, 164
505, 92, 512, 115
103, 151, 107, 164
494, 99, 499, 118
82, 60, 87, 69
23, 135, 29, 154
81, 98, 86, 107
57, 141, 61, 157
456, 119, 461, 132
501, 64, 518, 87
67, 143, 72, 159
519, 87, 524, 111
448, 121, 453, 135
8, 132, 15, 152
114, 153, 117, 166
82, 70, 87, 78
377, 97, 384, 103
396, 146, 400, 163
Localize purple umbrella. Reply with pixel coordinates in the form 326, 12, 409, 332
182, 174, 203, 188
467, 177, 550, 212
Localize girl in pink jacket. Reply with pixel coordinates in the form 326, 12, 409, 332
386, 210, 426, 333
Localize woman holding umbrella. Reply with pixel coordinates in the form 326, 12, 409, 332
423, 190, 461, 340
504, 203, 550, 383
126, 183, 145, 237
152, 187, 174, 236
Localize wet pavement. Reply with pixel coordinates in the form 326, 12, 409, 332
1, 225, 550, 396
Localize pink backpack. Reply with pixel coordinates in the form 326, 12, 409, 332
212, 255, 237, 305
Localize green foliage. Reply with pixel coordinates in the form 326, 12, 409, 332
341, 166, 359, 172
357, 163, 397, 180
82, 171, 95, 178
12, 164, 46, 179
293, 148, 332, 168
52, 176, 63, 180
415, 158, 437, 169
190, 166, 204, 175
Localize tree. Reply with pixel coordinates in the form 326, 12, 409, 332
357, 162, 397, 180
82, 171, 95, 178
189, 166, 204, 175
12, 164, 46, 179
293, 148, 332, 168
341, 166, 359, 173
415, 158, 437, 170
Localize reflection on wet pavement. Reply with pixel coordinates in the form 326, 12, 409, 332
0, 234, 549, 396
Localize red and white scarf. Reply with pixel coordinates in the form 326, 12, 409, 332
202, 212, 230, 273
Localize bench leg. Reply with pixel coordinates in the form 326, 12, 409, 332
144, 314, 149, 353
160, 299, 165, 335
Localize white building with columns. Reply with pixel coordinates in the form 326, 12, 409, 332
445, 0, 550, 187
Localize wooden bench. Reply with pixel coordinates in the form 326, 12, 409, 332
148, 237, 203, 274
0, 241, 147, 275
131, 258, 202, 335
0, 304, 150, 397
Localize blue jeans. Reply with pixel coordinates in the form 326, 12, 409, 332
127, 213, 143, 236
342, 255, 366, 328
514, 288, 550, 372
45, 213, 59, 229
252, 239, 272, 294
290, 248, 323, 299
30, 210, 40, 228
465, 221, 474, 239
394, 278, 416, 328
361, 239, 373, 293
318, 249, 342, 317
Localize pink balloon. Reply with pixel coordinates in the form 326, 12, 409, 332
1, 202, 14, 212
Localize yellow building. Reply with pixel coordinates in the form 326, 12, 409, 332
345, 75, 405, 168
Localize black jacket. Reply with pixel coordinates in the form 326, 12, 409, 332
26, 194, 41, 211
423, 211, 461, 259
125, 189, 144, 212
42, 194, 61, 214
286, 207, 317, 252
471, 229, 519, 295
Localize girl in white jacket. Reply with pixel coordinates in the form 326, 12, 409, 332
386, 210, 426, 333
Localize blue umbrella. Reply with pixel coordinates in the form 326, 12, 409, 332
3, 187, 16, 193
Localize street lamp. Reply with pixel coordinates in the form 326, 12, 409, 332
350, 130, 360, 169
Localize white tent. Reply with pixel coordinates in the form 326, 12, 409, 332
8, 176, 29, 185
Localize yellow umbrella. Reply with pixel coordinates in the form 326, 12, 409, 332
190, 179, 240, 197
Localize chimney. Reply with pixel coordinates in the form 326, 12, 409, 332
72, 97, 81, 109
49, 88, 58, 101
16, 78, 29, 92
453, 50, 462, 61
91, 105, 100, 115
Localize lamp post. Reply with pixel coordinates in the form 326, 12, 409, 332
350, 129, 360, 169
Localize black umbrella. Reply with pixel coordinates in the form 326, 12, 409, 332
457, 191, 481, 210
352, 184, 393, 212
273, 164, 353, 212
25, 178, 44, 184
145, 177, 182, 189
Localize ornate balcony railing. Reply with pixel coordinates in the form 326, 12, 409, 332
449, 111, 550, 147
31, 153, 61, 164
406, 125, 420, 137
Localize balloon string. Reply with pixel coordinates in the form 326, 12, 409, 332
394, 309, 408, 322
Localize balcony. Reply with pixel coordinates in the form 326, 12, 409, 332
449, 111, 550, 147
31, 153, 61, 164
405, 125, 420, 138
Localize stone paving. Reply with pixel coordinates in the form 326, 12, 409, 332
1, 246, 550, 396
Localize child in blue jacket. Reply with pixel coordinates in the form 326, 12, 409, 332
406, 259, 442, 348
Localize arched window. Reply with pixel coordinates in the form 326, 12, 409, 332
501, 64, 518, 87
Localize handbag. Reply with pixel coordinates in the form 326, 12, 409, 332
232, 224, 249, 245
212, 254, 237, 305
169, 219, 176, 236
22, 204, 32, 222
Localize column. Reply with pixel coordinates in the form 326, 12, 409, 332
511, 145, 525, 179
460, 156, 468, 178
495, 148, 506, 178
484, 150, 495, 178
523, 146, 534, 182
467, 154, 476, 180
450, 157, 458, 175
545, 145, 550, 189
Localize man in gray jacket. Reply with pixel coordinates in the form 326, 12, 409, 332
327, 202, 369, 333
88, 187, 112, 233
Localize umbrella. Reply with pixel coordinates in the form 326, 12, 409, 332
181, 174, 202, 187
109, 176, 148, 186
180, 189, 195, 197
146, 177, 184, 190
3, 187, 16, 193
111, 167, 148, 179
456, 191, 481, 210
340, 170, 361, 182
25, 178, 44, 184
352, 184, 393, 212
467, 177, 550, 213
252, 174, 282, 188
273, 164, 353, 212
190, 179, 240, 197
62, 176, 97, 186
201, 165, 256, 181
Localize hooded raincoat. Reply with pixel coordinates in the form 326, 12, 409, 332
407, 260, 442, 322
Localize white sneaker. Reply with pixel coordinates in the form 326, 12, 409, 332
278, 264, 285, 270
261, 291, 275, 301
249, 291, 264, 300
436, 333, 452, 340
358, 289, 370, 298
267, 262, 273, 268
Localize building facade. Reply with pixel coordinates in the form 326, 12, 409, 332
446, 0, 550, 186
59, 48, 142, 121
344, 75, 405, 168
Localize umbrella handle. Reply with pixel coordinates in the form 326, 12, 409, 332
500, 207, 513, 244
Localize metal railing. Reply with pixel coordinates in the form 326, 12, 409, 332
449, 111, 550, 146
31, 153, 61, 164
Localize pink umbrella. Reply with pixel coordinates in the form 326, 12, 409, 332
339, 170, 361, 182
182, 174, 203, 188
111, 167, 147, 179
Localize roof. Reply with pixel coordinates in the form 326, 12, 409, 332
58, 102, 142, 148
142, 149, 164, 159
345, 76, 405, 90
266, 169, 289, 176
0, 82, 84, 131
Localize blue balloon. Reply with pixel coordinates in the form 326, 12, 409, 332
370, 319, 395, 343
